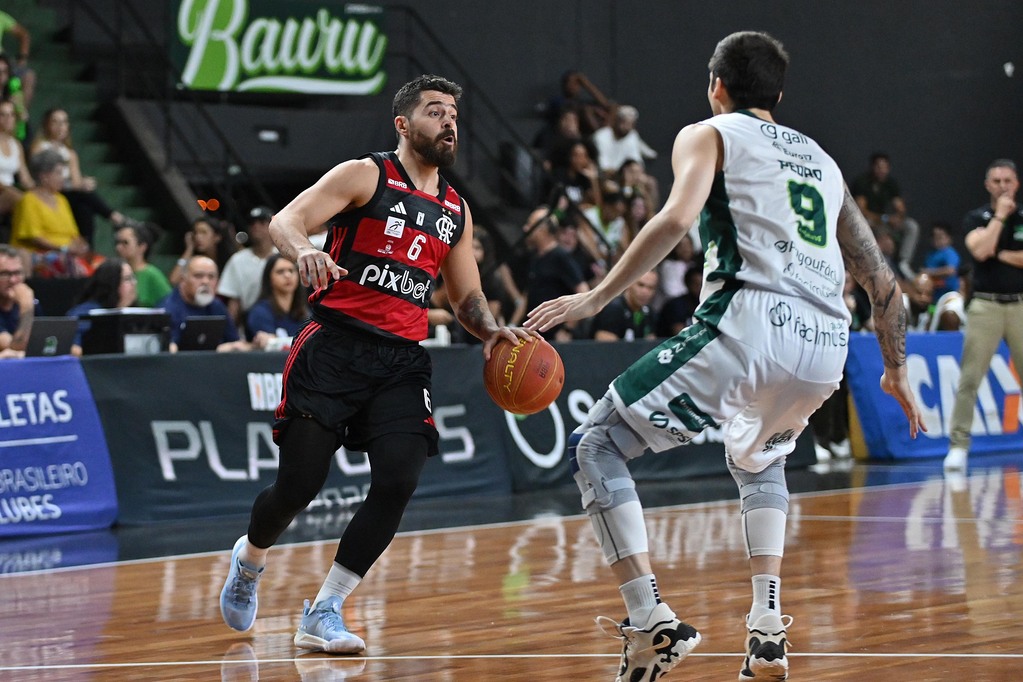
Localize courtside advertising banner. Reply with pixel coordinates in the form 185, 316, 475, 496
0, 357, 118, 537
82, 352, 513, 523
847, 332, 1022, 459
172, 0, 389, 94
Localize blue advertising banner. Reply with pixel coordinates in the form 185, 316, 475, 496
0, 357, 118, 536
847, 332, 1022, 459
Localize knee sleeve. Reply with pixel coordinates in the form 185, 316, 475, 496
728, 455, 789, 558
568, 396, 649, 564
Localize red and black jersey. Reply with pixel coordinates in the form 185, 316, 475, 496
310, 151, 466, 342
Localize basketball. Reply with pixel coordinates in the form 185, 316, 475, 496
483, 337, 565, 415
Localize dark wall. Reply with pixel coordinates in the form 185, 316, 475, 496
380, 0, 1021, 234
53, 0, 1023, 237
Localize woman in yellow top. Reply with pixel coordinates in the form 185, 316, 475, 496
12, 148, 89, 259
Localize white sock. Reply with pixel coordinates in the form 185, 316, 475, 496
749, 574, 781, 623
313, 562, 362, 606
620, 574, 661, 626
239, 536, 268, 568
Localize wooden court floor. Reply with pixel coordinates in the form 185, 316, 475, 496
1, 460, 1022, 681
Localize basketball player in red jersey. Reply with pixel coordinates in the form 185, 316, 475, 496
219, 74, 535, 652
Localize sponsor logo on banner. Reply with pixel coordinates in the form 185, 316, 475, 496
175, 0, 388, 94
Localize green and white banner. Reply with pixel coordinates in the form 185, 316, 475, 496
172, 0, 388, 94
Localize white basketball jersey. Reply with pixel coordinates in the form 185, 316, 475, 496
696, 112, 849, 323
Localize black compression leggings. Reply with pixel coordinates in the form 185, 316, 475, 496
247, 417, 429, 577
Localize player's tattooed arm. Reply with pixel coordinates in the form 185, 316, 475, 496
837, 186, 907, 369
454, 290, 500, 341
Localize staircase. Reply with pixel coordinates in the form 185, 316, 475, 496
8, 0, 161, 263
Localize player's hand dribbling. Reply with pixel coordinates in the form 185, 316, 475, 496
296, 248, 346, 289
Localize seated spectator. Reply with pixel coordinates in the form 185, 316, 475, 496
539, 70, 614, 138
533, 106, 582, 174
556, 217, 604, 287
581, 187, 629, 263
158, 255, 240, 352
474, 226, 527, 326
218, 206, 276, 331
591, 269, 658, 341
931, 289, 966, 332
522, 206, 588, 342
905, 272, 936, 331
169, 216, 238, 286
851, 152, 920, 278
618, 159, 660, 211
920, 222, 960, 300
0, 98, 31, 218
0, 52, 29, 142
246, 254, 309, 351
656, 265, 703, 337
592, 105, 659, 203
654, 232, 698, 310
873, 228, 907, 288
0, 243, 34, 356
11, 149, 96, 277
114, 222, 171, 307
66, 257, 138, 354
30, 108, 136, 246
550, 140, 600, 207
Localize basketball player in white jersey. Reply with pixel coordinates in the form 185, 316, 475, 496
526, 31, 925, 682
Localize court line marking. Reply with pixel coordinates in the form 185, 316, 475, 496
0, 462, 1018, 579
3, 650, 1023, 672
0, 434, 78, 447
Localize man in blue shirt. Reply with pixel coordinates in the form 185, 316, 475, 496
158, 255, 240, 350
0, 244, 36, 357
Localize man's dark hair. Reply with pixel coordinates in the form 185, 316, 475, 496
987, 158, 1018, 175
707, 31, 788, 111
392, 74, 462, 119
870, 152, 890, 165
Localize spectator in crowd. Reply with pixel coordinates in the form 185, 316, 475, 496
945, 159, 1023, 471
218, 206, 276, 330
169, 216, 237, 286
551, 140, 601, 207
0, 243, 33, 357
622, 186, 655, 249
655, 265, 703, 337
851, 152, 920, 278
0, 12, 35, 108
114, 222, 171, 307
581, 187, 629, 263
30, 108, 135, 245
66, 257, 137, 353
474, 226, 526, 327
590, 269, 658, 341
654, 232, 698, 310
556, 215, 605, 287
905, 272, 936, 331
159, 255, 241, 352
0, 53, 29, 142
245, 253, 309, 351
0, 98, 31, 219
533, 106, 582, 174
930, 268, 968, 332
593, 105, 657, 172
522, 206, 588, 342
11, 149, 95, 276
541, 70, 614, 138
618, 159, 659, 208
920, 222, 960, 300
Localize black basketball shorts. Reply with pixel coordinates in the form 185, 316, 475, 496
273, 321, 439, 456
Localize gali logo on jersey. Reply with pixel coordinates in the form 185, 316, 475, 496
435, 215, 456, 245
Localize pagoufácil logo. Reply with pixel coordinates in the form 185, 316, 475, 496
175, 0, 388, 94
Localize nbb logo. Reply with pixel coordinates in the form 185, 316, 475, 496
908, 352, 1020, 437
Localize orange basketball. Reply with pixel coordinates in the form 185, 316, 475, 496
483, 337, 565, 415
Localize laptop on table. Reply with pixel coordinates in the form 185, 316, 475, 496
24, 317, 78, 357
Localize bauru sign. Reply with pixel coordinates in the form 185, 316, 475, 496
173, 0, 388, 94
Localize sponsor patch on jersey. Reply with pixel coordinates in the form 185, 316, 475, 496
385, 216, 405, 238
390, 201, 407, 215
387, 177, 409, 190
443, 199, 461, 214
